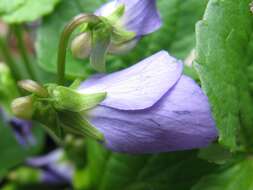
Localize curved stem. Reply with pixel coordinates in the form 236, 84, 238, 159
57, 14, 101, 85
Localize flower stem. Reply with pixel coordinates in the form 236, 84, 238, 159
12, 25, 37, 80
0, 36, 21, 81
57, 14, 101, 85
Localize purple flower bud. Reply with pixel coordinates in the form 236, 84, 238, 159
26, 149, 74, 184
95, 0, 162, 36
78, 51, 218, 153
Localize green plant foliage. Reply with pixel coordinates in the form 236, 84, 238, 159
192, 159, 253, 190
0, 0, 60, 23
84, 141, 216, 190
0, 117, 44, 178
0, 0, 24, 14
195, 0, 253, 150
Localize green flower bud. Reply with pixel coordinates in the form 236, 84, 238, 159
11, 82, 107, 142
8, 167, 41, 184
18, 80, 48, 98
11, 96, 34, 120
71, 32, 92, 59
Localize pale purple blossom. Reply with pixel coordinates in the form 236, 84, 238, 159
0, 107, 35, 147
95, 0, 162, 36
78, 51, 218, 153
71, 0, 162, 67
95, 0, 162, 54
9, 118, 35, 146
26, 149, 74, 184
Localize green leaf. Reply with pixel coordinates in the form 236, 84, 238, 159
0, 0, 24, 14
0, 0, 60, 24
192, 159, 253, 190
198, 144, 233, 165
36, 0, 106, 78
0, 116, 44, 178
85, 142, 217, 190
195, 0, 253, 150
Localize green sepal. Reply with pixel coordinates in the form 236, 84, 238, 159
90, 22, 112, 72
48, 85, 107, 112
42, 123, 64, 145
111, 27, 136, 45
58, 111, 104, 142
106, 4, 125, 24
101, 4, 135, 45
32, 100, 64, 142
78, 23, 89, 33
70, 79, 82, 89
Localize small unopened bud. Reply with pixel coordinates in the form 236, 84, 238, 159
18, 80, 48, 97
8, 167, 41, 184
71, 32, 92, 59
11, 96, 34, 120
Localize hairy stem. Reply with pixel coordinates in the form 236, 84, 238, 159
57, 14, 101, 85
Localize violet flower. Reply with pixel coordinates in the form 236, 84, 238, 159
97, 0, 162, 54
26, 149, 74, 185
0, 107, 35, 147
71, 0, 162, 59
9, 117, 35, 147
95, 0, 162, 36
78, 51, 218, 153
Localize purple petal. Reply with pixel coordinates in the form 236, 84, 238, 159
86, 75, 217, 153
41, 170, 65, 184
27, 149, 63, 167
79, 51, 183, 110
9, 118, 35, 147
27, 149, 74, 184
95, 0, 162, 36
47, 163, 74, 183
0, 108, 35, 147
